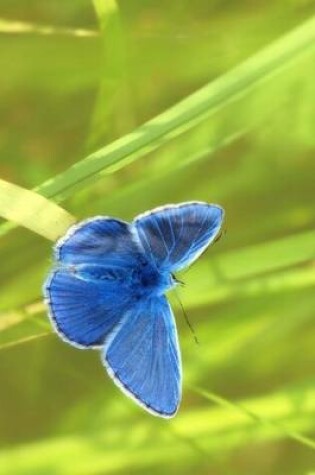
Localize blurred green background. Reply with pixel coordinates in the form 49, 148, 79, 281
0, 1, 315, 474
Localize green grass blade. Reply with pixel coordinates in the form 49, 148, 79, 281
0, 17, 97, 37
180, 229, 315, 308
0, 301, 50, 350
0, 332, 50, 351
181, 263, 315, 309
36, 15, 315, 197
190, 386, 315, 450
1, 16, 314, 239
88, 0, 135, 149
0, 179, 75, 240
214, 230, 315, 279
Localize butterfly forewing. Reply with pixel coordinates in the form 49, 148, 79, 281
55, 216, 143, 269
133, 202, 224, 273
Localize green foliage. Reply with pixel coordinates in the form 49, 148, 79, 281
0, 2, 314, 474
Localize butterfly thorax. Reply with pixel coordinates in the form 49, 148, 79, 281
132, 261, 175, 298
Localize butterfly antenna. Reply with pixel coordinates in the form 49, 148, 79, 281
174, 289, 199, 345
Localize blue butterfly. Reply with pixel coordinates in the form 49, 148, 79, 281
43, 202, 224, 418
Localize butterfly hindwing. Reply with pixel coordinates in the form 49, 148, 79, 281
102, 296, 182, 417
44, 268, 133, 348
133, 202, 224, 273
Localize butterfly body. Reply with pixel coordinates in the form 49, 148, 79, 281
44, 202, 224, 417
64, 255, 175, 300
133, 261, 176, 298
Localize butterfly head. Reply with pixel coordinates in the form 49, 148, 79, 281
171, 274, 185, 287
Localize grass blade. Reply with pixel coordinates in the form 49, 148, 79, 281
190, 386, 315, 451
0, 178, 75, 240
88, 0, 135, 148
180, 228, 315, 307
0, 16, 314, 238
0, 18, 97, 37
37, 15, 315, 197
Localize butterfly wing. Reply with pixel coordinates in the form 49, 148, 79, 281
43, 217, 145, 348
55, 216, 144, 269
44, 268, 134, 348
133, 201, 224, 272
102, 296, 182, 417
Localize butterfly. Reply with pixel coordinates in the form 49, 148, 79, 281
43, 202, 224, 418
